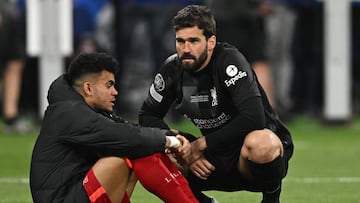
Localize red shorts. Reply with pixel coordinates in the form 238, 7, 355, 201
83, 168, 112, 203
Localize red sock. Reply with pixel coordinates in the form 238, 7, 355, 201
156, 153, 198, 203
84, 168, 131, 203
131, 153, 198, 203
121, 193, 130, 203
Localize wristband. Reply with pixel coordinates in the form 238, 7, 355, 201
167, 136, 181, 148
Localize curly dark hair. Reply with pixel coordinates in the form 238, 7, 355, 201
67, 52, 119, 86
172, 5, 216, 40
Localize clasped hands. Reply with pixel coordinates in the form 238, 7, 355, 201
167, 130, 215, 180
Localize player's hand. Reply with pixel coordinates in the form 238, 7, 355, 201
170, 129, 180, 135
174, 135, 191, 159
165, 135, 191, 164
165, 136, 181, 150
189, 156, 215, 180
184, 137, 207, 164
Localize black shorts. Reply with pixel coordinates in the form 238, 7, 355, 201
62, 180, 90, 203
0, 16, 25, 73
186, 145, 260, 192
186, 144, 292, 193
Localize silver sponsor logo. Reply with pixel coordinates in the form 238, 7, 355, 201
190, 95, 209, 103
224, 71, 247, 87
154, 73, 165, 91
210, 87, 218, 106
150, 84, 163, 103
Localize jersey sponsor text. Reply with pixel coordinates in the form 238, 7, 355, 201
192, 112, 231, 129
224, 71, 247, 87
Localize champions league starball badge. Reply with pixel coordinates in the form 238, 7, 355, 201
154, 73, 165, 91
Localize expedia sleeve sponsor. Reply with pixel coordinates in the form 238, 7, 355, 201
224, 70, 247, 87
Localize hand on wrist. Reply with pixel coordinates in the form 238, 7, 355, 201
166, 136, 181, 148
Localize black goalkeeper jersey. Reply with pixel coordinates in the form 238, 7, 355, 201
140, 42, 293, 157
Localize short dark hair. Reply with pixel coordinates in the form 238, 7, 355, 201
67, 52, 119, 86
172, 5, 216, 40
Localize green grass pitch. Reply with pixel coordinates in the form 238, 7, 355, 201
0, 116, 359, 203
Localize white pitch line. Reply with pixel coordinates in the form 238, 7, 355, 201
0, 178, 29, 184
1, 177, 360, 184
284, 177, 360, 183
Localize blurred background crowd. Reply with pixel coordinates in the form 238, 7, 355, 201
0, 0, 359, 134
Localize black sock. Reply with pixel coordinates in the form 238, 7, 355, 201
4, 116, 18, 126
188, 178, 212, 203
195, 192, 212, 203
248, 156, 285, 193
262, 183, 281, 203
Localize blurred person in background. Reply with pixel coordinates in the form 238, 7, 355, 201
351, 2, 360, 114
72, 0, 114, 55
0, 0, 30, 133
263, 0, 297, 121
116, 0, 204, 120
205, 0, 275, 108
290, 0, 323, 116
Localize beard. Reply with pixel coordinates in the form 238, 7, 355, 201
179, 47, 208, 73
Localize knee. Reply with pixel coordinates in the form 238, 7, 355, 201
242, 129, 283, 163
93, 156, 130, 175
91, 157, 130, 203
107, 157, 127, 169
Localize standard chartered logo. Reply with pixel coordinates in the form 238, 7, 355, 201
193, 113, 231, 129
224, 71, 247, 87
